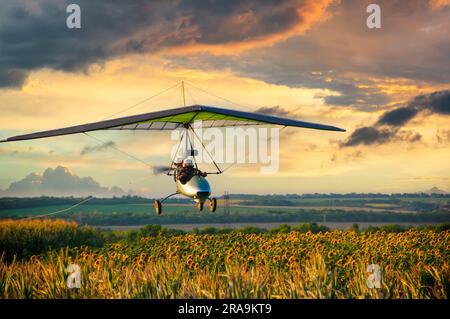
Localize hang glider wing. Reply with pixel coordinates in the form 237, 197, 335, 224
0, 105, 345, 143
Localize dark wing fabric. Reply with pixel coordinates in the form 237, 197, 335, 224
0, 105, 345, 143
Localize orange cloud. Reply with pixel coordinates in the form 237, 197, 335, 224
429, 0, 450, 10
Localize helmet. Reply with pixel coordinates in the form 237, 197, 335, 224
183, 158, 193, 167
174, 157, 183, 165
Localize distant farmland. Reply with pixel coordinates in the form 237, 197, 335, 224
1, 206, 449, 228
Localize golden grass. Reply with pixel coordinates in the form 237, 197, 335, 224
0, 219, 103, 261
0, 221, 448, 299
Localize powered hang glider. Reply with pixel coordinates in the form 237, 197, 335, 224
0, 103, 345, 214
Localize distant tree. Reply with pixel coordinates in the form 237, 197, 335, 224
236, 226, 264, 234
379, 224, 407, 233
138, 224, 163, 237
269, 224, 291, 234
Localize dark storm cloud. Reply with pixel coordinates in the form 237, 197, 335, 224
342, 90, 450, 147
376, 90, 450, 127
169, 0, 450, 110
0, 0, 329, 88
0, 70, 28, 88
170, 48, 392, 110
80, 141, 116, 155
409, 90, 450, 115
342, 126, 422, 147
342, 126, 396, 147
377, 107, 419, 126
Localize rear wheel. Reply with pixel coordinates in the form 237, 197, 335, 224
209, 198, 217, 213
154, 200, 162, 215
196, 201, 204, 211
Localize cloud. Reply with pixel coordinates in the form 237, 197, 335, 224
255, 106, 292, 117
377, 107, 419, 126
410, 90, 450, 115
4, 165, 126, 197
429, 0, 450, 10
80, 141, 115, 155
342, 126, 396, 147
395, 130, 422, 143
375, 89, 450, 127
0, 0, 332, 88
329, 150, 363, 163
0, 70, 28, 88
342, 90, 450, 147
342, 126, 422, 147
168, 0, 450, 109
436, 129, 450, 144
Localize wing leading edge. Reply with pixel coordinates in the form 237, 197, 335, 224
0, 105, 345, 143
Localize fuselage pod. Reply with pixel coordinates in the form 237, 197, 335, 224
176, 175, 211, 203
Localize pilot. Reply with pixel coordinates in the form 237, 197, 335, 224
178, 158, 207, 184
173, 158, 184, 182
178, 158, 195, 184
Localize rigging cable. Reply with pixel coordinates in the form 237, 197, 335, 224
19, 84, 182, 220
101, 82, 181, 120
185, 85, 197, 105
183, 81, 288, 174
23, 196, 94, 220
83, 132, 153, 169
185, 81, 255, 111
189, 125, 222, 174
168, 129, 187, 174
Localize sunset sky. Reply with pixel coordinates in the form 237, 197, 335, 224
0, 0, 449, 197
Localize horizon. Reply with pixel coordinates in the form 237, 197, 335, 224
0, 160, 449, 198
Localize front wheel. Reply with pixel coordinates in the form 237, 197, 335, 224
154, 200, 162, 215
196, 201, 204, 211
209, 198, 217, 213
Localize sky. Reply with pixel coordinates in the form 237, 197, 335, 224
0, 0, 449, 197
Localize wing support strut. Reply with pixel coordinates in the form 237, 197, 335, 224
188, 124, 223, 175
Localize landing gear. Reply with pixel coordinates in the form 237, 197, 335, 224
209, 198, 217, 213
154, 200, 162, 215
196, 201, 204, 211
154, 192, 178, 215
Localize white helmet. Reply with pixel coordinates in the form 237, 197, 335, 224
183, 158, 193, 167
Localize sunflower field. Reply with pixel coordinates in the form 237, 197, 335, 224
0, 219, 449, 298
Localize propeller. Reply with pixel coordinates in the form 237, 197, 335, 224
152, 165, 173, 175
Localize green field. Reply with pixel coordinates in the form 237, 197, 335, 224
1, 204, 449, 227
0, 195, 448, 226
